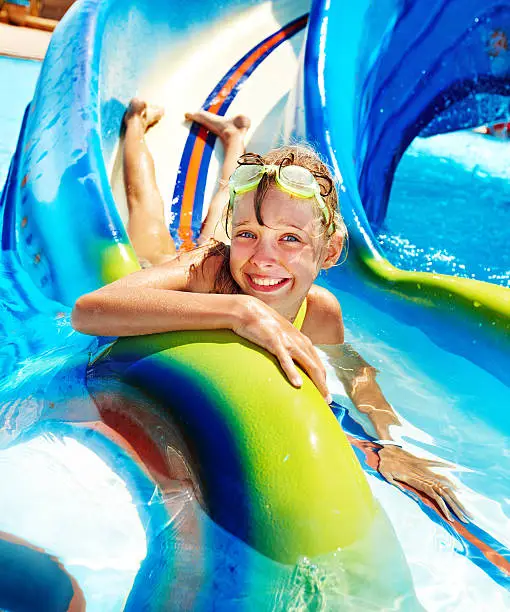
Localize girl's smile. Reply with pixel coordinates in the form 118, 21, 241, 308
246, 274, 291, 292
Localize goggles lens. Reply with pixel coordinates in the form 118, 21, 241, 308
278, 165, 317, 197
230, 164, 265, 192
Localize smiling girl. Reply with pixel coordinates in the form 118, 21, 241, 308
72, 99, 467, 523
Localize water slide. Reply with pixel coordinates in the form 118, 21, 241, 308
0, 0, 509, 609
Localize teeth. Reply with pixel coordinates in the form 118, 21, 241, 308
250, 276, 285, 287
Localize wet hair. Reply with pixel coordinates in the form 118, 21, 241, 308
194, 239, 241, 295
226, 144, 346, 240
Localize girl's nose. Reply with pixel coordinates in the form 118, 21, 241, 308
249, 236, 279, 267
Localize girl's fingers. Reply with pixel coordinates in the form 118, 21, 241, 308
439, 489, 470, 523
425, 458, 457, 469
240, 318, 328, 397
291, 347, 329, 399
394, 474, 460, 524
382, 471, 407, 493
429, 489, 454, 523
276, 340, 329, 399
379, 452, 470, 525
403, 477, 454, 522
277, 349, 303, 388
415, 474, 469, 523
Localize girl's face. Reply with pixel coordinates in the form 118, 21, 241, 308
229, 187, 339, 320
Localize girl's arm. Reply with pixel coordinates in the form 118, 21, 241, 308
72, 250, 329, 399
306, 288, 468, 522
328, 344, 401, 439
331, 345, 467, 522
72, 251, 241, 337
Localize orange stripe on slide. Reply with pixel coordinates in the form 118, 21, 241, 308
349, 436, 510, 577
178, 21, 303, 248
178, 126, 210, 249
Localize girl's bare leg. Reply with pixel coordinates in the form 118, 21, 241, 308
184, 111, 250, 244
123, 99, 176, 265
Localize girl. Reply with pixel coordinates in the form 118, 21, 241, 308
72, 99, 467, 523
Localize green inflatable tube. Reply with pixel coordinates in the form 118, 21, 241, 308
90, 328, 377, 564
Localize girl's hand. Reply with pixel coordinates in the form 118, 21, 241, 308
377, 445, 469, 523
232, 296, 330, 402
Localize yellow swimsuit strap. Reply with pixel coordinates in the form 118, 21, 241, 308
293, 298, 308, 331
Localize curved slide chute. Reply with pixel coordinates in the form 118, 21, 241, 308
1, 0, 509, 609
303, 0, 510, 355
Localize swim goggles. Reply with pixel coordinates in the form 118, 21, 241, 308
229, 153, 335, 235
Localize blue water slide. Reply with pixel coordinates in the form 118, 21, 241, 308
305, 0, 510, 228
1, 0, 510, 609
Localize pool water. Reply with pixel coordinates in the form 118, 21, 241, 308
379, 131, 510, 287
0, 57, 41, 188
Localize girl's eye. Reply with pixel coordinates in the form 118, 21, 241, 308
236, 231, 256, 239
281, 234, 300, 243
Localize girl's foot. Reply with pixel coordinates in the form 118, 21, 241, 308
124, 98, 165, 133
184, 110, 251, 246
185, 110, 251, 245
184, 110, 251, 143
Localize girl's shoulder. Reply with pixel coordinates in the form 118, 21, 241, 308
301, 285, 344, 345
